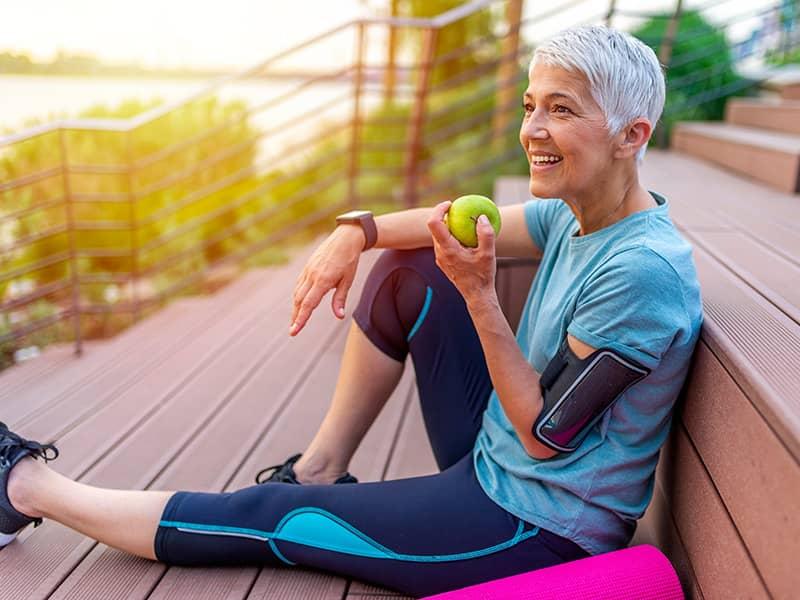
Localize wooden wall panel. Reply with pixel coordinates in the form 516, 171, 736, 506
681, 342, 800, 600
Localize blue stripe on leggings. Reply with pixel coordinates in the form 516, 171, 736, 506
159, 508, 539, 563
406, 286, 433, 342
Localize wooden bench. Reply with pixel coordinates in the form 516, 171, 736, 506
494, 161, 800, 600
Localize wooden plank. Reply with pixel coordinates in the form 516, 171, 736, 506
632, 479, 704, 600
43, 250, 419, 599
681, 341, 800, 600
0, 249, 326, 598
691, 230, 800, 323
691, 246, 800, 462
0, 344, 77, 397
657, 424, 770, 600
2, 267, 266, 426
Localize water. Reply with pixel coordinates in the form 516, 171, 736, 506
0, 74, 357, 140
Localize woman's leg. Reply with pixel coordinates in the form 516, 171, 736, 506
295, 248, 493, 482
155, 454, 588, 597
8, 457, 169, 559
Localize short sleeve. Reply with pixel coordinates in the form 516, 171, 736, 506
567, 248, 690, 370
524, 198, 568, 254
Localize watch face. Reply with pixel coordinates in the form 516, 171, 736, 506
338, 210, 371, 220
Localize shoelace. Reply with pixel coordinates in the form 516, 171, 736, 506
254, 454, 301, 484
0, 425, 59, 470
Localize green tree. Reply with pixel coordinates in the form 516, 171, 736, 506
633, 10, 754, 142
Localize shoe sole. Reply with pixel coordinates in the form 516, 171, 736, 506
0, 530, 19, 547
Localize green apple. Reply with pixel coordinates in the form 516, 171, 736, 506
445, 194, 502, 248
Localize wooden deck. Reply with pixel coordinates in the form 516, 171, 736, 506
2, 149, 799, 599
0, 242, 435, 599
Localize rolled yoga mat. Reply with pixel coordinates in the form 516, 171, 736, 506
422, 544, 683, 600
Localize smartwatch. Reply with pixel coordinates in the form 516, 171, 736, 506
335, 210, 377, 251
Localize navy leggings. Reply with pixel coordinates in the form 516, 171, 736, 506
154, 248, 588, 597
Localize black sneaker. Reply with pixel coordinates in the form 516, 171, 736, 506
255, 453, 358, 485
0, 422, 59, 547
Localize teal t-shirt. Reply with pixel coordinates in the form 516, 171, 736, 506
472, 192, 703, 556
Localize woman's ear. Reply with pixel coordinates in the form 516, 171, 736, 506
614, 118, 652, 159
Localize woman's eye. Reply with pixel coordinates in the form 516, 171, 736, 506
523, 103, 534, 115
553, 105, 571, 114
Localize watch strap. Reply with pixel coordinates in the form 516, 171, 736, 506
360, 213, 377, 251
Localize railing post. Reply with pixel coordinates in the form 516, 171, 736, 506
605, 0, 617, 27
58, 128, 83, 356
384, 0, 399, 105
404, 26, 438, 209
349, 22, 366, 208
124, 131, 141, 323
493, 0, 524, 151
657, 0, 684, 148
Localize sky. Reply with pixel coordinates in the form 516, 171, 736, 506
0, 0, 782, 70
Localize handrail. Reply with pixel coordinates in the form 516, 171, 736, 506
6, 0, 768, 363
0, 0, 499, 148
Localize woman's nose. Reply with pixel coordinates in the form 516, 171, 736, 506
522, 115, 549, 140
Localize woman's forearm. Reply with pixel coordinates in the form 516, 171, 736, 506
466, 294, 557, 460
374, 208, 435, 250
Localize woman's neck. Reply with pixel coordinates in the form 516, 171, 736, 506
565, 170, 656, 236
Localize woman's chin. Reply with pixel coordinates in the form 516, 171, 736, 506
529, 178, 558, 199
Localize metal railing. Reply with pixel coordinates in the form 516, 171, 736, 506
1, 0, 795, 365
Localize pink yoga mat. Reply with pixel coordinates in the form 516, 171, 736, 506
423, 545, 683, 600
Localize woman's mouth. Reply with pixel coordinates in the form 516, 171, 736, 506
530, 154, 563, 171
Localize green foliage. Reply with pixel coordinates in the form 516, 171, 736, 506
0, 93, 347, 356
396, 0, 502, 85
633, 10, 755, 142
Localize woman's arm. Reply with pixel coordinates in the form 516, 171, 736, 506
290, 202, 540, 336
427, 201, 590, 460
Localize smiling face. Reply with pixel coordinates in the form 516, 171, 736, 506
520, 62, 618, 201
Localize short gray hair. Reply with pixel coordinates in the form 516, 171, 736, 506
530, 25, 665, 162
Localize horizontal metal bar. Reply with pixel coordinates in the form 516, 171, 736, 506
133, 71, 352, 172
0, 310, 70, 346
425, 74, 526, 143
0, 197, 65, 226
0, 223, 68, 255
357, 166, 405, 177
75, 247, 135, 259
78, 273, 132, 285
68, 163, 129, 175
72, 220, 132, 232
138, 121, 349, 226
79, 301, 138, 315
140, 168, 343, 270
0, 251, 70, 284
0, 1, 504, 148
0, 166, 62, 194
135, 134, 260, 199
149, 199, 350, 304
419, 144, 522, 200
420, 116, 520, 172
133, 92, 351, 198
424, 96, 520, 150
359, 141, 407, 153
427, 68, 525, 125
0, 280, 71, 313
664, 77, 758, 115
71, 192, 130, 204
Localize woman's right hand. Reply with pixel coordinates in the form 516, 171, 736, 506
289, 225, 366, 336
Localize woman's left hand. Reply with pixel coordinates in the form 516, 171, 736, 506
427, 201, 497, 306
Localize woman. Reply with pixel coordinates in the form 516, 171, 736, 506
1, 26, 702, 597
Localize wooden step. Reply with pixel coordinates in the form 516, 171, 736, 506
725, 98, 800, 135
672, 122, 800, 193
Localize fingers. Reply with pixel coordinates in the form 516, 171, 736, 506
427, 201, 452, 245
291, 274, 312, 327
331, 273, 354, 319
290, 282, 327, 336
476, 214, 496, 253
